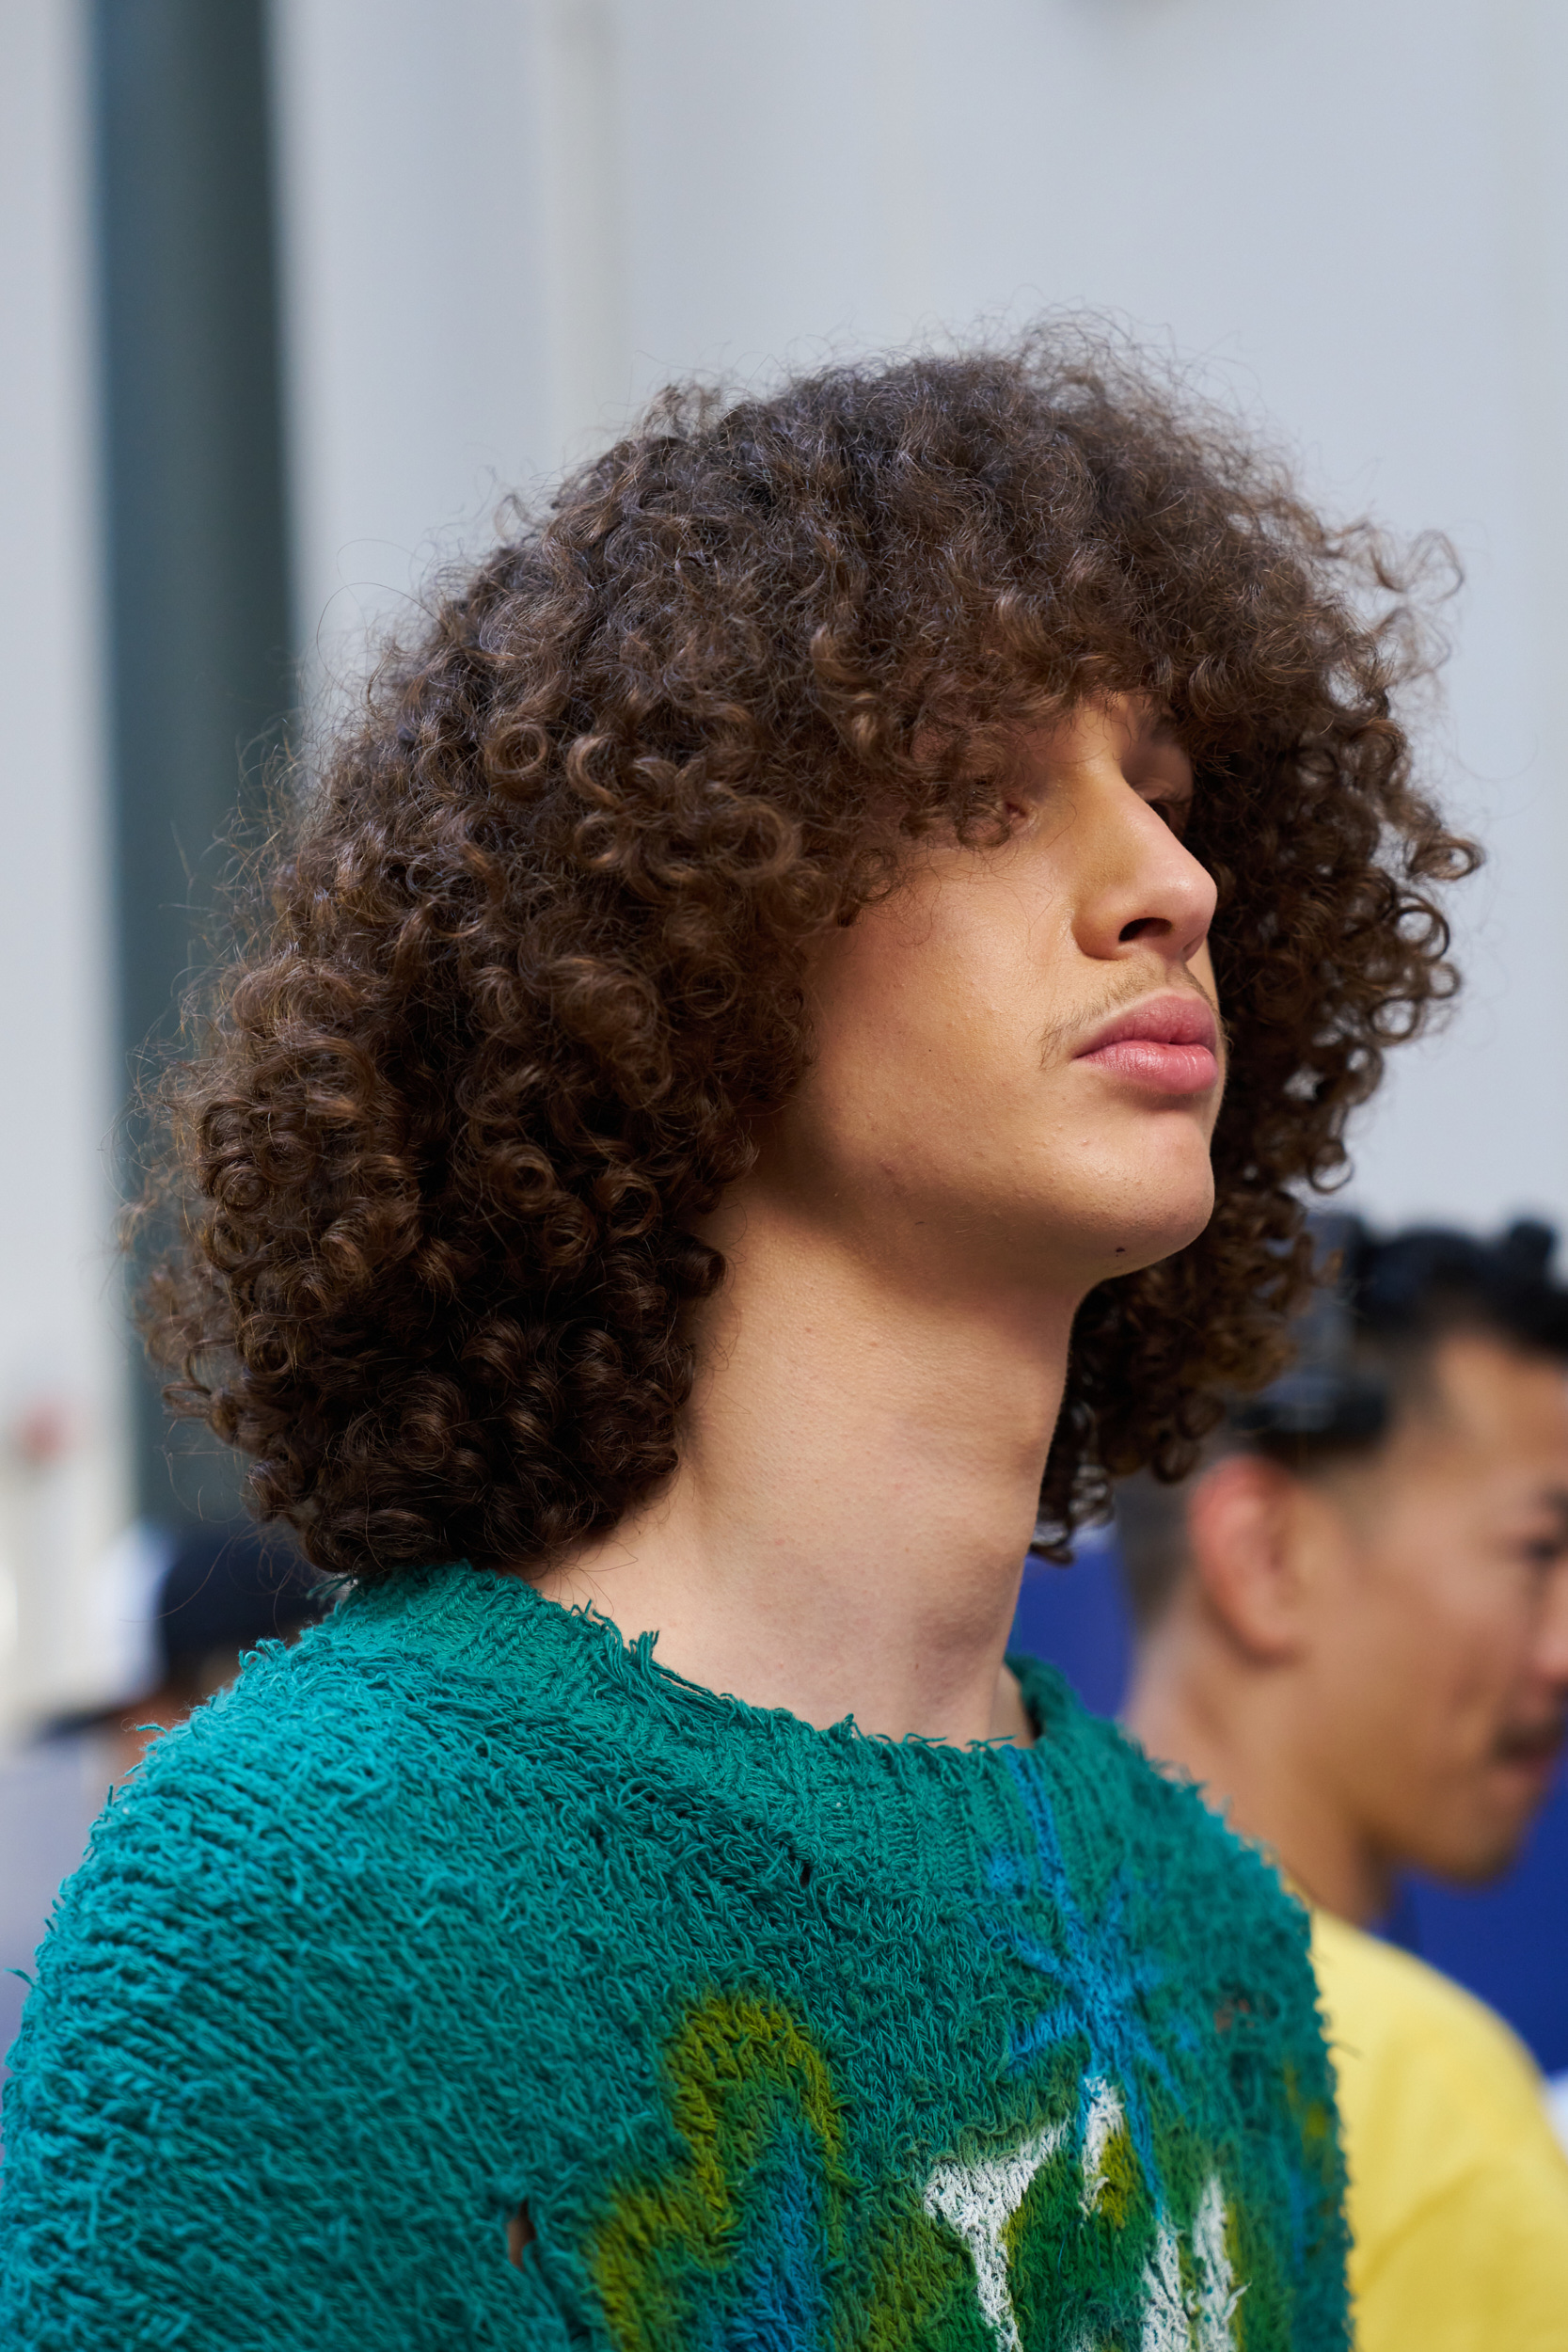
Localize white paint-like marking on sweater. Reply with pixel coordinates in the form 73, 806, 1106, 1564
1193, 2172, 1245, 2350
1138, 2181, 1243, 2352
924, 2121, 1067, 2352
1079, 2075, 1124, 2214
1141, 2213, 1193, 2352
927, 2099, 1243, 2352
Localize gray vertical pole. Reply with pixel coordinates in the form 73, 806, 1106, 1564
91, 0, 293, 1527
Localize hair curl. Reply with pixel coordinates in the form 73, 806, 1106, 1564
140, 327, 1477, 1580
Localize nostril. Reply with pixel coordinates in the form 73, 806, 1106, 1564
506, 2202, 536, 2267
1118, 916, 1168, 944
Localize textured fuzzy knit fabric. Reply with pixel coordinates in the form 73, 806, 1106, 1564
0, 1565, 1348, 2350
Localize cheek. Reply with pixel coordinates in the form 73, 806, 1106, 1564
1386, 1550, 1528, 1730
1332, 1542, 1483, 1708
805, 886, 1035, 1130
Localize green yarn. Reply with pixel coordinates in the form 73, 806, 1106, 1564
0, 1565, 1348, 2348
594, 1992, 855, 2352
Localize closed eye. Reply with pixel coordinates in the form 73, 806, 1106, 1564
1145, 793, 1193, 841
1125, 714, 1195, 840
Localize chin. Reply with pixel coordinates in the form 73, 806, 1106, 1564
1420, 1844, 1520, 1891
1412, 1817, 1532, 1888
1078, 1153, 1215, 1279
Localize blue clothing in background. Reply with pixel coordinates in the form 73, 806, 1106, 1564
1011, 1536, 1568, 2074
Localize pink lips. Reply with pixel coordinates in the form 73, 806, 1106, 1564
1073, 993, 1220, 1095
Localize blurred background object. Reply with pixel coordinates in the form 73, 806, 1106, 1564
6, 0, 1568, 2048
0, 1521, 320, 2086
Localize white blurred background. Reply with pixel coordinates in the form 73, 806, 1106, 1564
4, 0, 1568, 1726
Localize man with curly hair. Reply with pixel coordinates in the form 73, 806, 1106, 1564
1, 334, 1471, 2350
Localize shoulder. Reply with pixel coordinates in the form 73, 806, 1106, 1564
1004, 1651, 1348, 2321
80, 1579, 490, 1849
118, 1559, 582, 1810
1007, 1648, 1316, 1993
0, 1571, 579, 2347
1312, 1915, 1568, 2344
1012, 1649, 1302, 1895
1312, 1910, 1560, 2154
12, 1567, 588, 2025
2, 1566, 574, 2143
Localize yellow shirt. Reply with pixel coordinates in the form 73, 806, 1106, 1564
1312, 1908, 1568, 2351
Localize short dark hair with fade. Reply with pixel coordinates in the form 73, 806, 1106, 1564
1118, 1218, 1568, 1633
138, 326, 1475, 1584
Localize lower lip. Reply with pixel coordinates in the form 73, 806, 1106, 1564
1497, 1743, 1562, 1787
1075, 1040, 1219, 1094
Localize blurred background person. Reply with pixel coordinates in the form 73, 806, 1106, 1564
1119, 1218, 1568, 2350
0, 1525, 318, 2091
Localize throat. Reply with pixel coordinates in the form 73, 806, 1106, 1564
537, 1510, 1042, 1746
537, 1238, 1074, 1744
534, 1170, 1079, 1744
990, 1663, 1038, 1748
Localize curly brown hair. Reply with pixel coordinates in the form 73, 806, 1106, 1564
141, 328, 1476, 1581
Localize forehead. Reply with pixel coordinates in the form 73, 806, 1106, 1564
1006, 692, 1193, 775
1410, 1331, 1568, 1474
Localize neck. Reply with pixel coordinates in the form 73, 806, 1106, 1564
1123, 1616, 1392, 1926
536, 1181, 1078, 1744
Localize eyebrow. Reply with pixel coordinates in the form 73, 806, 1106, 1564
1134, 720, 1193, 779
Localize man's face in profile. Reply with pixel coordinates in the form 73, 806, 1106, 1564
745, 694, 1227, 1295
1310, 1332, 1568, 1883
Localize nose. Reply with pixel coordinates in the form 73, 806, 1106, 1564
1071, 780, 1217, 973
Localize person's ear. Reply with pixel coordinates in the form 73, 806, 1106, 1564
1185, 1454, 1312, 1663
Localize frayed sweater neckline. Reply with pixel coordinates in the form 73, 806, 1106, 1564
321, 1557, 1072, 1785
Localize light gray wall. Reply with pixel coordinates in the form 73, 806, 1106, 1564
273, 0, 1568, 1235
0, 0, 131, 1728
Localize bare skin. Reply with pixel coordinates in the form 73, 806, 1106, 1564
1125, 1332, 1568, 1922
537, 696, 1225, 1746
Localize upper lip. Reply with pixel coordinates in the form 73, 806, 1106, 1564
1073, 991, 1219, 1058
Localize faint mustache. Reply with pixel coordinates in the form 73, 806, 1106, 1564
1494, 1716, 1567, 1766
1037, 975, 1228, 1068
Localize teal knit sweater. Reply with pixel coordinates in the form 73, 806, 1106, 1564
0, 1565, 1347, 2349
